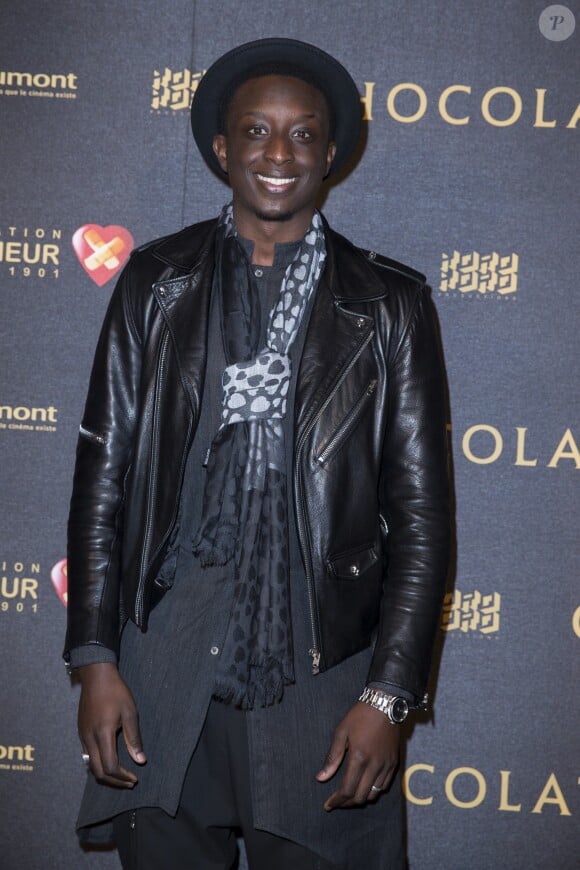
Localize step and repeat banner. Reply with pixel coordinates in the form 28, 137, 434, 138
0, 2, 578, 868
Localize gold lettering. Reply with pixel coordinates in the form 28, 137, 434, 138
387, 83, 427, 124
439, 85, 471, 125
566, 103, 580, 129
0, 241, 59, 265
547, 429, 580, 468
5, 72, 33, 87
0, 405, 58, 422
514, 427, 538, 467
498, 770, 521, 812
402, 764, 434, 805
481, 87, 522, 127
5, 242, 21, 262
445, 767, 486, 809
22, 243, 41, 264
361, 82, 375, 121
533, 89, 557, 128
531, 773, 571, 816
20, 578, 38, 599
463, 425, 503, 464
0, 744, 35, 762
1, 577, 19, 598
573, 606, 580, 638
32, 73, 50, 88
42, 244, 60, 265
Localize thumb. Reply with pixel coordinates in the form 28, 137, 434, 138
316, 729, 347, 781
122, 706, 147, 765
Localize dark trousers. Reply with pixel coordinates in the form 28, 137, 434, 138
113, 699, 339, 870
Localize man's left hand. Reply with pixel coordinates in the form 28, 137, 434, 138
316, 701, 401, 810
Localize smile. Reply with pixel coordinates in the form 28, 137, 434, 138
256, 174, 298, 188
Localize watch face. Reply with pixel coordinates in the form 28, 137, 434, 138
391, 697, 409, 723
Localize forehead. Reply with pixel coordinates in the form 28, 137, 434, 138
226, 74, 330, 121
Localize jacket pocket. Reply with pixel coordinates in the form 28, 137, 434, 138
315, 379, 377, 466
327, 542, 379, 580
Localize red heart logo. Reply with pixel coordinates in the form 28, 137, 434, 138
72, 224, 134, 286
51, 558, 68, 607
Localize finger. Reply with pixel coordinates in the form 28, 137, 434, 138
316, 729, 347, 781
122, 705, 147, 765
367, 780, 386, 803
374, 762, 398, 794
324, 751, 376, 810
92, 728, 138, 788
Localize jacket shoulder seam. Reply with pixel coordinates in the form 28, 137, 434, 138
359, 248, 426, 286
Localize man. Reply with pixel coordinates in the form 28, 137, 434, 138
65, 38, 450, 870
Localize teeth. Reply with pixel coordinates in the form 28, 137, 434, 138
257, 174, 297, 186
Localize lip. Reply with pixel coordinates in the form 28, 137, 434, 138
255, 173, 298, 192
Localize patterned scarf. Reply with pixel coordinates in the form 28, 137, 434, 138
193, 203, 326, 708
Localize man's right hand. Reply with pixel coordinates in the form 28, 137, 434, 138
77, 662, 146, 788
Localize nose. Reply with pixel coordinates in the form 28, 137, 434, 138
264, 132, 293, 165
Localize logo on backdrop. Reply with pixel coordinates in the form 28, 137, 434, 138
0, 404, 58, 434
151, 67, 205, 112
0, 742, 35, 773
441, 590, 501, 634
51, 558, 68, 607
149, 69, 579, 129
0, 225, 62, 280
458, 425, 580, 469
439, 251, 519, 298
0, 70, 77, 100
360, 82, 579, 129
1, 560, 40, 615
402, 764, 573, 816
539, 5, 576, 41
72, 224, 133, 286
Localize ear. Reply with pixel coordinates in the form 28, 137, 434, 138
325, 141, 337, 177
213, 134, 228, 174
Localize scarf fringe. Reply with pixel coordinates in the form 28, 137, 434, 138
213, 656, 295, 709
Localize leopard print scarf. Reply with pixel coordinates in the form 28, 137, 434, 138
193, 203, 326, 708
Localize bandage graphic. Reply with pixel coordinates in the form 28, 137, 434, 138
83, 228, 125, 271
73, 223, 134, 286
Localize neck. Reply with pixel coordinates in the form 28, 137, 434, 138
232, 205, 315, 266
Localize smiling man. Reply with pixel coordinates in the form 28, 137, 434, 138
65, 38, 450, 870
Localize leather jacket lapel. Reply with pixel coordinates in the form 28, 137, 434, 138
295, 278, 374, 444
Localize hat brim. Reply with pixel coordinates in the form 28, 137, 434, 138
191, 38, 361, 178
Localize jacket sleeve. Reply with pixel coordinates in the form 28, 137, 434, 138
64, 259, 143, 661
368, 284, 451, 706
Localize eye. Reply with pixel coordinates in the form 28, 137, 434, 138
293, 128, 314, 141
247, 124, 268, 136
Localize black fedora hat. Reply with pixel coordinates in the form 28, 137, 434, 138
191, 37, 361, 177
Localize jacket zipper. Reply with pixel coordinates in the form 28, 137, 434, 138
294, 326, 375, 674
315, 378, 377, 466
136, 329, 170, 623
79, 424, 106, 446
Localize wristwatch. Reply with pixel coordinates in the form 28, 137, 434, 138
358, 687, 409, 724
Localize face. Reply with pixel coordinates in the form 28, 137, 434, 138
213, 75, 336, 241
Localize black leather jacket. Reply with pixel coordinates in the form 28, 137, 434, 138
65, 218, 450, 706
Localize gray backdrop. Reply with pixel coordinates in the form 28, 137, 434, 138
0, 2, 578, 868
